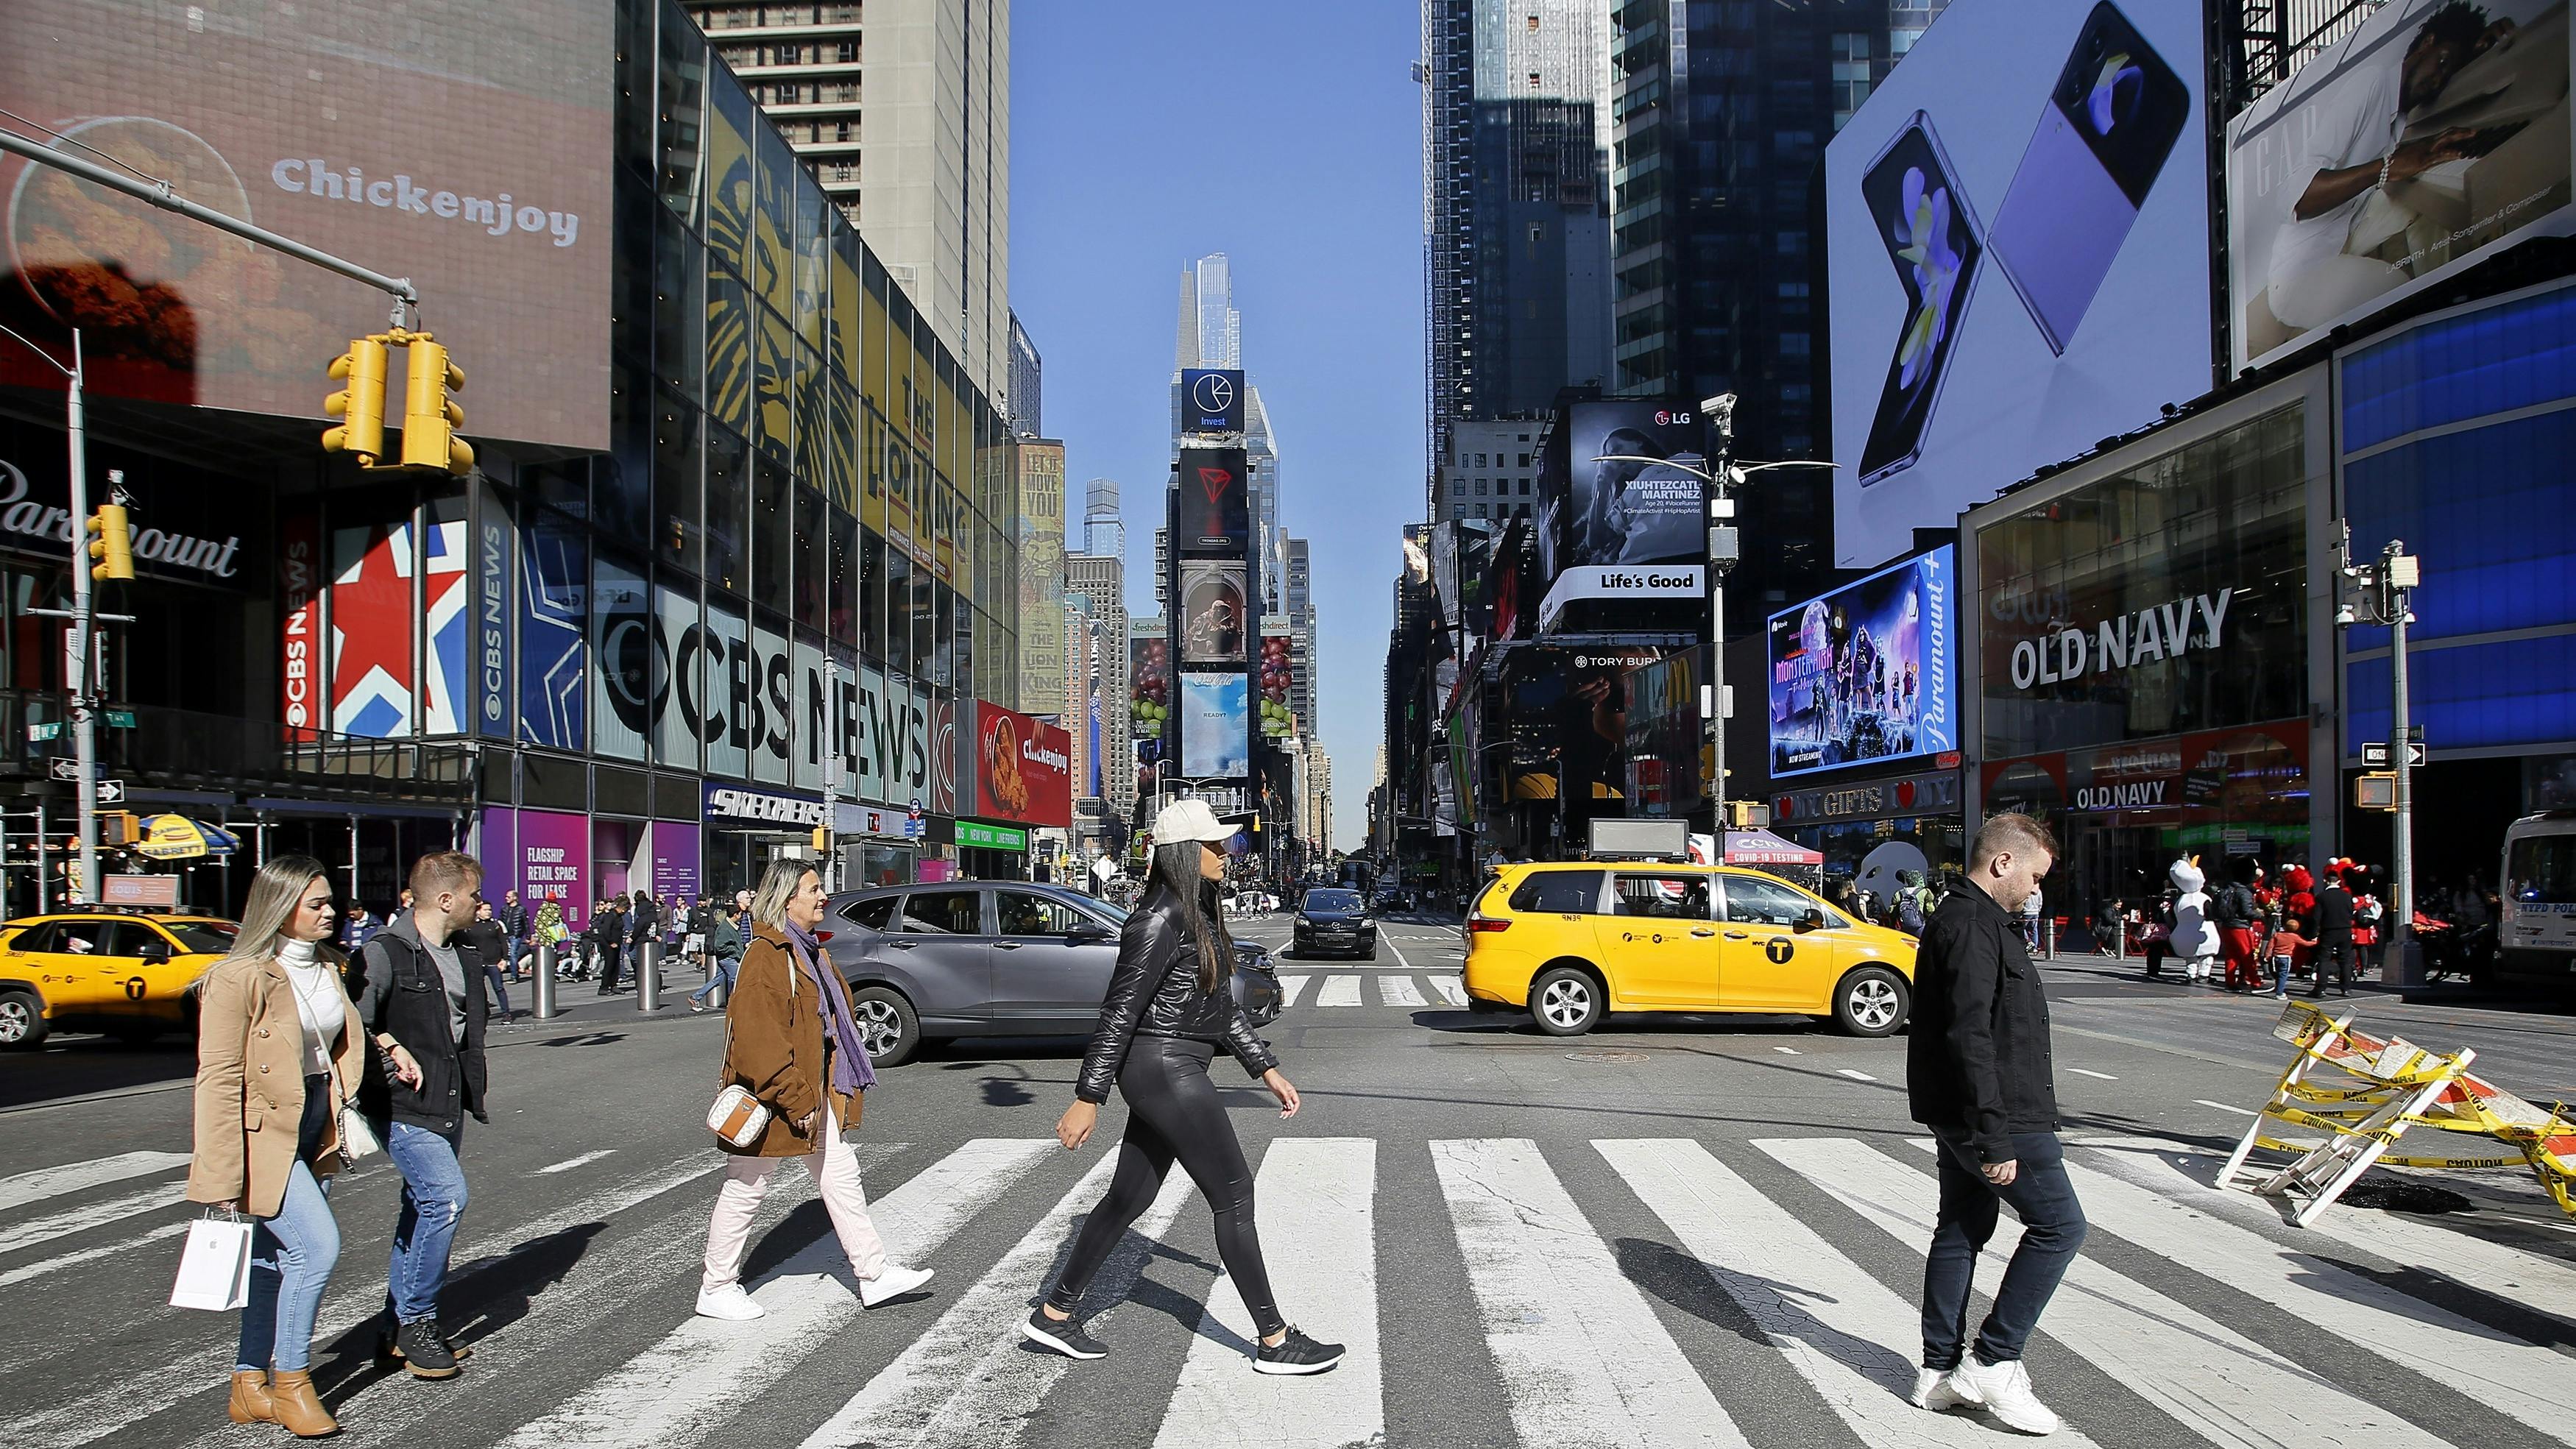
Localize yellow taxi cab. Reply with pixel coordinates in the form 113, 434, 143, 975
1462, 862, 1917, 1037
0, 910, 240, 1049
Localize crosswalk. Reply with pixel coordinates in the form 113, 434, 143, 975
5, 1128, 2574, 1449
1275, 971, 1470, 1008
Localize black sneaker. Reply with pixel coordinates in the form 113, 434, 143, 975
1020, 1306, 1108, 1360
1253, 1325, 1344, 1375
396, 1319, 460, 1378
378, 1319, 476, 1365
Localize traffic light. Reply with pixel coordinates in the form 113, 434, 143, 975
85, 503, 134, 581
398, 336, 474, 475
811, 826, 830, 853
322, 335, 390, 464
100, 811, 141, 846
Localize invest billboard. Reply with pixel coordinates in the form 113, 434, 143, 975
1825, 0, 2210, 568
1766, 546, 1958, 779
2226, 0, 2571, 374
0, 0, 613, 449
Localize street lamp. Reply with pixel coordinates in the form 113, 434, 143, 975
2334, 523, 2423, 987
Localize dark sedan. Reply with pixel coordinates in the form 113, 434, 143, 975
819, 882, 1283, 1066
1292, 888, 1376, 960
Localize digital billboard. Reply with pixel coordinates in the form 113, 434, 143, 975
974, 702, 1073, 828
1537, 400, 1710, 584
1497, 644, 1671, 831
1826, 0, 2211, 569
1180, 369, 1245, 433
1766, 546, 1957, 778
2226, 0, 2571, 375
0, 0, 612, 449
1176, 561, 1248, 665
1178, 672, 1249, 779
1175, 446, 1250, 554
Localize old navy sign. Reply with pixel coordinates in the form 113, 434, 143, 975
2008, 589, 2234, 692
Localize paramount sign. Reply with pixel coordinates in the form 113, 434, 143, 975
0, 458, 244, 579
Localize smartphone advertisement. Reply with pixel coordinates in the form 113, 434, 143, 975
1826, 0, 2210, 570
2226, 0, 2571, 375
1766, 546, 1957, 779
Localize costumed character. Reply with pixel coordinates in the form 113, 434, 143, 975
2168, 857, 2218, 984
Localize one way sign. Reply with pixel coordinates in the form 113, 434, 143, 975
2362, 741, 2427, 768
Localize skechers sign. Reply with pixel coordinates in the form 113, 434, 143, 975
2006, 589, 2234, 691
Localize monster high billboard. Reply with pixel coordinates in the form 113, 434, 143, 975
1766, 546, 1957, 778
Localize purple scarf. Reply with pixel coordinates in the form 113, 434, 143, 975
783, 921, 875, 1094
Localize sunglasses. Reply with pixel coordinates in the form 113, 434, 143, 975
1200, 833, 1252, 858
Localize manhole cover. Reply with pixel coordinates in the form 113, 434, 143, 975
2338, 1176, 2474, 1214
1565, 1049, 1649, 1064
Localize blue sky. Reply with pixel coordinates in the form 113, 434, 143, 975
1011, 0, 1423, 852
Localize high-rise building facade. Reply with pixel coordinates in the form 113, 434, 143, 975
1432, 416, 1542, 523
1284, 539, 1317, 740
1170, 252, 1285, 613
1606, 0, 1946, 614
1420, 0, 1614, 502
684, 0, 1011, 400
1082, 477, 1125, 562
1008, 311, 1041, 436
1065, 553, 1132, 827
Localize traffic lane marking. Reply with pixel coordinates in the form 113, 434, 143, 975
537, 1149, 620, 1175
1834, 1069, 1878, 1083
0, 1149, 191, 1213
2196, 1099, 2261, 1117
2069, 1068, 2118, 1080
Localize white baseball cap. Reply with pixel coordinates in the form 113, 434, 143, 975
1153, 798, 1239, 848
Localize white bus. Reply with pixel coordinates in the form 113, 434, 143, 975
2500, 812, 2576, 993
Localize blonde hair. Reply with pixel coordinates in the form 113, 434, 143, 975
221, 854, 348, 974
749, 858, 816, 932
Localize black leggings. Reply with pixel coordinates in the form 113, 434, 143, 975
1046, 1035, 1281, 1337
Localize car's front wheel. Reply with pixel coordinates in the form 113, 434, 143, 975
848, 985, 923, 1067
1528, 965, 1604, 1036
1833, 966, 1910, 1038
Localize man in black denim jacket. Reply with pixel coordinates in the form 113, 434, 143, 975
1905, 812, 2088, 1435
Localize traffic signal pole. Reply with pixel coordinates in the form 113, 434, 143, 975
65, 331, 96, 902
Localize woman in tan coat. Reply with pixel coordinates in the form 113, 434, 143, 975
189, 854, 420, 1437
695, 860, 932, 1320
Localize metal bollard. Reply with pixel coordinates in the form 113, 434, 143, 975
534, 943, 559, 1019
637, 939, 663, 1012
703, 951, 728, 1010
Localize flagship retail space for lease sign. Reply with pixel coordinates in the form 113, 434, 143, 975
0, 0, 612, 449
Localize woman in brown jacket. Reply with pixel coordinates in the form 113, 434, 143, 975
189, 854, 420, 1437
694, 860, 933, 1321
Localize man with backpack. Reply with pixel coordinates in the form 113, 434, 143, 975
1894, 869, 1932, 936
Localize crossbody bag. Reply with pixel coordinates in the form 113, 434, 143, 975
707, 947, 796, 1147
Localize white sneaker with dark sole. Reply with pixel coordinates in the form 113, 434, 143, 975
860, 1264, 934, 1308
1951, 1356, 2059, 1436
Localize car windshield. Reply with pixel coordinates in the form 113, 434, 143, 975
1304, 890, 1360, 912
162, 921, 239, 953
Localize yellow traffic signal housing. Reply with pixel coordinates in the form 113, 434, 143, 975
399, 338, 474, 475
86, 503, 135, 581
810, 826, 830, 852
100, 811, 141, 846
323, 336, 390, 464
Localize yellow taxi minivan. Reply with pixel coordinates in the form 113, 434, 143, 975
0, 910, 238, 1049
1463, 862, 1916, 1037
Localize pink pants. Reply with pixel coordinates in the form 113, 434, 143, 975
701, 1100, 887, 1292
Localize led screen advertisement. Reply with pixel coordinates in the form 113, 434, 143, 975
0, 0, 612, 449
1767, 546, 1958, 778
1180, 369, 1245, 433
1826, 0, 2210, 570
974, 702, 1074, 828
1178, 673, 1249, 779
1177, 561, 1249, 666
1537, 400, 1710, 583
2226, 0, 2570, 375
1175, 447, 1251, 554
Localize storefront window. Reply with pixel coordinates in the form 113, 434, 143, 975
1978, 405, 2307, 759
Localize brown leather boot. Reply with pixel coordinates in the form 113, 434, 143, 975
226, 1370, 274, 1425
266, 1370, 339, 1438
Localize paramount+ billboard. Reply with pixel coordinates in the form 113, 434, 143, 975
0, 0, 612, 450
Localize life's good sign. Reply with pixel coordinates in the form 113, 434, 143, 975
2008, 589, 2234, 692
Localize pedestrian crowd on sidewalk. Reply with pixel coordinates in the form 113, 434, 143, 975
2113, 854, 2389, 998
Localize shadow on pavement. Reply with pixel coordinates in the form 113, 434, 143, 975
0, 1035, 194, 1110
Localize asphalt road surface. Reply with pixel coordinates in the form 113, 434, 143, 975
4, 912, 2573, 1449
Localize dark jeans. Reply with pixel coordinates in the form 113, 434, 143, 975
482, 960, 512, 1016
1922, 1128, 2087, 1370
596, 942, 623, 993
2310, 932, 2354, 995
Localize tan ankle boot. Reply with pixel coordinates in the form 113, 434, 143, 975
227, 1370, 274, 1424
266, 1371, 339, 1438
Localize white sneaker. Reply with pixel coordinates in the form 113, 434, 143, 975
1911, 1367, 1977, 1412
696, 1284, 767, 1321
1953, 1356, 2059, 1436
859, 1264, 934, 1308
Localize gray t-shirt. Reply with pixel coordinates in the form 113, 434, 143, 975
420, 935, 468, 1044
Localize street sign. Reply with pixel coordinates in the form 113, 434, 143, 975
104, 709, 135, 729
96, 779, 125, 804
26, 722, 60, 742
48, 757, 87, 782
2360, 741, 2427, 768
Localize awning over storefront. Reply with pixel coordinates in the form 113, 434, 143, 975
1722, 829, 1823, 866
135, 815, 243, 860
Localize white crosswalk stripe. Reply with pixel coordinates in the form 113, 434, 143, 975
11, 1131, 2575, 1449
0, 1149, 191, 1214
1432, 1137, 1755, 1448
1428, 976, 1468, 1006
1153, 1138, 1380, 1448
0, 1180, 185, 1255
1275, 973, 1312, 1006
1313, 976, 1362, 1007
1759, 1137, 2465, 1449
1377, 975, 1426, 1007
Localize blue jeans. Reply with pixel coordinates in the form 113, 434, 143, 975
237, 1077, 341, 1373
689, 954, 738, 1005
1922, 1128, 2087, 1369
386, 1120, 470, 1325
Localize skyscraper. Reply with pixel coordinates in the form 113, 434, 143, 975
1420, 0, 1614, 503
1607, 0, 1947, 614
1082, 476, 1125, 561
684, 0, 1012, 399
1176, 253, 1242, 372
1008, 311, 1042, 436
1170, 252, 1285, 614
1065, 552, 1132, 827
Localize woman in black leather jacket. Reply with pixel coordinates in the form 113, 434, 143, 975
1024, 801, 1342, 1375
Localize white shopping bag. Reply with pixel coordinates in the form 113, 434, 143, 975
169, 1215, 255, 1312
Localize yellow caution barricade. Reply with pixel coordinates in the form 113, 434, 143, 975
2219, 999, 2575, 1226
